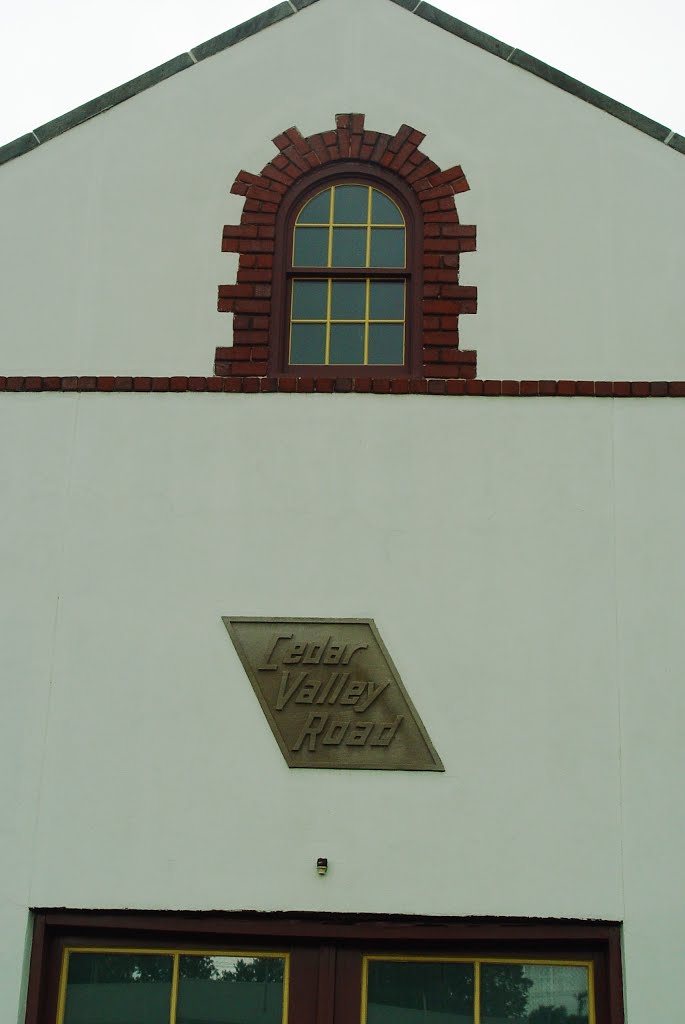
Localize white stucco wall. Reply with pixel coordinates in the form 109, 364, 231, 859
1, 394, 684, 1022
1, 1, 684, 1021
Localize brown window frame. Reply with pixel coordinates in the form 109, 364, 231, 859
25, 910, 624, 1024
269, 163, 424, 379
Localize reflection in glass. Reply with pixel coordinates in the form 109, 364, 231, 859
290, 323, 326, 364
177, 955, 285, 1024
368, 324, 403, 364
333, 185, 369, 224
63, 952, 172, 1024
331, 280, 366, 319
330, 323, 365, 364
371, 189, 404, 225
297, 189, 331, 224
369, 228, 405, 267
331, 227, 367, 267
367, 959, 473, 1024
481, 963, 590, 1024
369, 281, 404, 320
293, 227, 329, 267
292, 280, 328, 320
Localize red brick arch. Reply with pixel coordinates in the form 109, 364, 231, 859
217, 113, 477, 393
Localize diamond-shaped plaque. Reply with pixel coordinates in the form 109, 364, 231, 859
223, 618, 443, 771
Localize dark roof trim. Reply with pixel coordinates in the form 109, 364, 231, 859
1, 0, 683, 168
36, 53, 196, 144
395, 0, 684, 154
0, 1, 303, 166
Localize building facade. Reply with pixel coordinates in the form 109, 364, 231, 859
1, 0, 684, 1021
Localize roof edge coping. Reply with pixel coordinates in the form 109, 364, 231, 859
0, 0, 681, 168
404, 0, 679, 148
0, 0, 312, 166
508, 48, 671, 141
33, 53, 194, 145
386, 0, 422, 10
0, 132, 40, 165
412, 2, 516, 59
666, 132, 685, 155
190, 2, 294, 62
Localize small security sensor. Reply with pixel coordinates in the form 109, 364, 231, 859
316, 857, 328, 876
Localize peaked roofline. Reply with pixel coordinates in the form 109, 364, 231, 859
1, 0, 683, 168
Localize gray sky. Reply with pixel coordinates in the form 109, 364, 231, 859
1, 0, 684, 148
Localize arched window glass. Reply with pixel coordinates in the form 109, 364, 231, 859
288, 184, 408, 368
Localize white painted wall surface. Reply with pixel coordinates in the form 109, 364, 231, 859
1, 1, 685, 1021
1, 394, 684, 1022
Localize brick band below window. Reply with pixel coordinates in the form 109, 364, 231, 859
2, 377, 684, 396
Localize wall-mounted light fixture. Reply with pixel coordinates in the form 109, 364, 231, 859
316, 857, 328, 876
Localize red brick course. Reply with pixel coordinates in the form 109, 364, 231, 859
3, 376, 685, 396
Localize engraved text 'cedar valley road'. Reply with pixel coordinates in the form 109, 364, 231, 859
223, 618, 443, 771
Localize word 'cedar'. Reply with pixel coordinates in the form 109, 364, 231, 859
259, 633, 368, 670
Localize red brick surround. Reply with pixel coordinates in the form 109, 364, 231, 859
217, 113, 477, 381
3, 376, 685, 396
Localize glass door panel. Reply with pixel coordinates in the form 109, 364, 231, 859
177, 954, 287, 1024
57, 948, 289, 1024
480, 962, 591, 1024
60, 952, 172, 1024
366, 958, 473, 1023
361, 958, 593, 1024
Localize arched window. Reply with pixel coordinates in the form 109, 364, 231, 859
269, 165, 422, 378
219, 116, 477, 392
289, 182, 407, 369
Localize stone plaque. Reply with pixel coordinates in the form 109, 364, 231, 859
223, 618, 443, 771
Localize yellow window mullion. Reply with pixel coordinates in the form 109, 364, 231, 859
325, 187, 334, 366
325, 279, 332, 364
474, 960, 481, 1024
288, 278, 295, 367
327, 186, 334, 268
56, 950, 70, 1024
169, 952, 180, 1024
588, 964, 597, 1024
364, 187, 372, 364
364, 279, 370, 365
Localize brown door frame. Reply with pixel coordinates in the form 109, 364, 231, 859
25, 910, 624, 1024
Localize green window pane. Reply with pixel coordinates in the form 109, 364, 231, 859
63, 952, 172, 1024
290, 323, 326, 364
292, 280, 328, 320
481, 963, 590, 1024
331, 280, 366, 319
177, 954, 286, 1024
368, 324, 404, 364
297, 189, 331, 224
331, 227, 367, 267
370, 227, 405, 267
333, 185, 369, 224
367, 959, 474, 1024
330, 323, 365, 364
369, 281, 405, 320
293, 227, 329, 267
371, 189, 404, 225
